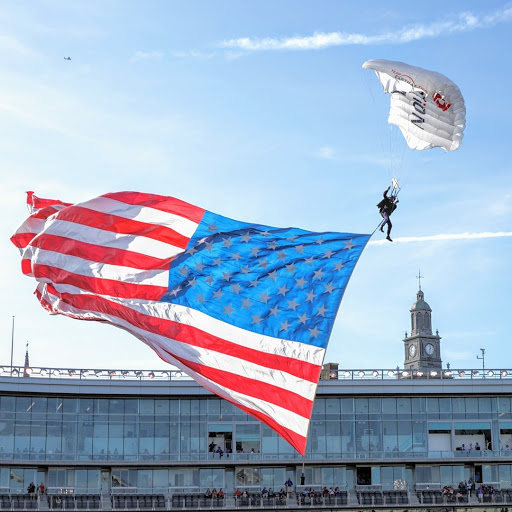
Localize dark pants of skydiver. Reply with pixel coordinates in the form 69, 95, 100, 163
380, 211, 392, 236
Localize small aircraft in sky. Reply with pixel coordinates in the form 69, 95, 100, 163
64, 57, 71, 61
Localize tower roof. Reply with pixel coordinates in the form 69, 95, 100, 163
410, 289, 431, 312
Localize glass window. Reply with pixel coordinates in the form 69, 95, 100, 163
355, 399, 369, 414
326, 421, 341, 455
262, 425, 277, 454
153, 469, 169, 492
112, 469, 137, 488
169, 469, 199, 490
124, 399, 138, 414
478, 397, 492, 414
498, 397, 511, 414
0, 419, 14, 456
426, 398, 439, 414
465, 398, 478, 414
236, 424, 260, 454
341, 420, 355, 453
77, 419, 93, 458
0, 396, 15, 412
397, 421, 412, 452
312, 399, 325, 415
47, 421, 62, 458
341, 398, 354, 414
75, 469, 88, 490
325, 399, 340, 415
383, 421, 398, 453
382, 398, 397, 414
62, 399, 77, 414
109, 399, 124, 415
439, 398, 451, 414
93, 423, 108, 457
155, 400, 169, 416
79, 398, 94, 414
200, 468, 224, 490
31, 418, 47, 456
482, 464, 498, 483
369, 398, 381, 414
309, 421, 325, 454
87, 469, 100, 491
108, 423, 123, 458
411, 398, 425, 414
499, 465, 512, 488
155, 423, 170, 457
397, 398, 411, 414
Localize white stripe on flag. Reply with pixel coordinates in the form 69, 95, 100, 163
42, 218, 185, 259
23, 248, 170, 286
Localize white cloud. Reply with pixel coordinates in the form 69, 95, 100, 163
220, 7, 512, 51
317, 146, 336, 160
170, 50, 216, 59
0, 34, 33, 55
130, 50, 165, 62
369, 231, 512, 245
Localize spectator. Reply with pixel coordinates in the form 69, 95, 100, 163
38, 482, 45, 495
27, 482, 36, 499
285, 478, 293, 496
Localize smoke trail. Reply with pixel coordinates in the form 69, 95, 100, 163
369, 232, 512, 246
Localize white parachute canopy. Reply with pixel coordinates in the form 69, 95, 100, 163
363, 59, 466, 152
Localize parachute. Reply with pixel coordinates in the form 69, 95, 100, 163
363, 59, 466, 152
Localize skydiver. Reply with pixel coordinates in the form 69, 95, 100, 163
377, 186, 399, 242
64, 57, 71, 60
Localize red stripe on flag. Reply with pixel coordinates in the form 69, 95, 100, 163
166, 350, 314, 419
31, 263, 167, 300
40, 285, 316, 417
27, 191, 72, 211
21, 258, 33, 276
102, 191, 205, 224
226, 397, 308, 455
30, 234, 173, 270
56, 206, 192, 248
11, 232, 36, 249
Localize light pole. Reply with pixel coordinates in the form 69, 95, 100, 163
477, 348, 485, 377
10, 316, 15, 375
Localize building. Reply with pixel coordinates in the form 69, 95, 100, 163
1, 289, 512, 510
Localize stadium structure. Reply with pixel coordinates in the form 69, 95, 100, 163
1, 288, 512, 511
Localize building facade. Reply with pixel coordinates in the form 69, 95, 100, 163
1, 289, 512, 509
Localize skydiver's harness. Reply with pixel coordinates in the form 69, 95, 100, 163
371, 181, 401, 237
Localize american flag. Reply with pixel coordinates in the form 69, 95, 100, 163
11, 191, 370, 455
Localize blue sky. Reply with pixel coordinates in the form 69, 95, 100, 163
1, 1, 511, 372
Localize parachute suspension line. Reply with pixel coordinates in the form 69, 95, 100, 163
364, 70, 395, 181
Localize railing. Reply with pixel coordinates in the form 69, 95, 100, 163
3, 449, 512, 463
1, 489, 512, 510
2, 365, 512, 381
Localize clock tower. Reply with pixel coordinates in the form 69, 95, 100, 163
403, 287, 442, 372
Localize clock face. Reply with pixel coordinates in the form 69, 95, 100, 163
425, 343, 435, 356
408, 344, 416, 357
